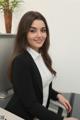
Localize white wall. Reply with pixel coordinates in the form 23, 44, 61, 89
50, 0, 80, 93
0, 0, 80, 93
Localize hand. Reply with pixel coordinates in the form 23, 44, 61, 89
64, 117, 79, 120
57, 94, 72, 113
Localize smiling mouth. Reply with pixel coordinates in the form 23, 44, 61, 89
34, 39, 44, 43
35, 41, 43, 44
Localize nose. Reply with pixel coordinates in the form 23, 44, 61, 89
37, 31, 42, 37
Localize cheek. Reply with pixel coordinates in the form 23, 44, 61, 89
27, 36, 35, 46
43, 34, 47, 41
27, 39, 33, 46
27, 33, 35, 41
27, 34, 33, 42
44, 33, 47, 38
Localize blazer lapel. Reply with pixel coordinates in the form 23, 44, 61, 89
24, 50, 43, 94
32, 61, 43, 92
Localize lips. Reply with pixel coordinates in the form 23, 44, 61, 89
34, 39, 44, 43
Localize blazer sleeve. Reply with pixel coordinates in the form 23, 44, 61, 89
49, 83, 59, 101
12, 56, 63, 120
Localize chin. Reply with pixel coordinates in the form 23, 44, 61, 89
37, 45, 43, 49
37, 43, 44, 47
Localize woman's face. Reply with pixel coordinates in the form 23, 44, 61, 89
27, 20, 47, 51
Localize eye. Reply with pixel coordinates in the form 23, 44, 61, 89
41, 28, 47, 33
29, 28, 36, 33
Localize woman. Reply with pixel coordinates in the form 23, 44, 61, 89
6, 11, 78, 120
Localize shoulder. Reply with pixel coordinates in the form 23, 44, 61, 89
13, 51, 33, 67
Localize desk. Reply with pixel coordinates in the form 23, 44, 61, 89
0, 107, 24, 120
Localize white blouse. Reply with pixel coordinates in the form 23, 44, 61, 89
27, 47, 54, 107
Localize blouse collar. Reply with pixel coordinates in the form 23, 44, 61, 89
27, 47, 41, 60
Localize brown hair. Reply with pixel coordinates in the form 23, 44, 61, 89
9, 11, 56, 79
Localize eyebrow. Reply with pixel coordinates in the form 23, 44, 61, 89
30, 26, 46, 29
30, 27, 36, 29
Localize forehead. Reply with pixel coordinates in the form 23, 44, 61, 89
31, 20, 46, 28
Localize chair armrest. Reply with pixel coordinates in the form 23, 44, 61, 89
50, 100, 66, 109
48, 99, 67, 117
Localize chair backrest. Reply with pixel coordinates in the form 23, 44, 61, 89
62, 93, 80, 119
67, 93, 75, 117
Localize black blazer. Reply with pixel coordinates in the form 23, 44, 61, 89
6, 50, 63, 120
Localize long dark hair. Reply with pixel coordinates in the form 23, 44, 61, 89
9, 11, 56, 80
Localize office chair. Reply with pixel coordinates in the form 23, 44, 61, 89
49, 93, 75, 118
